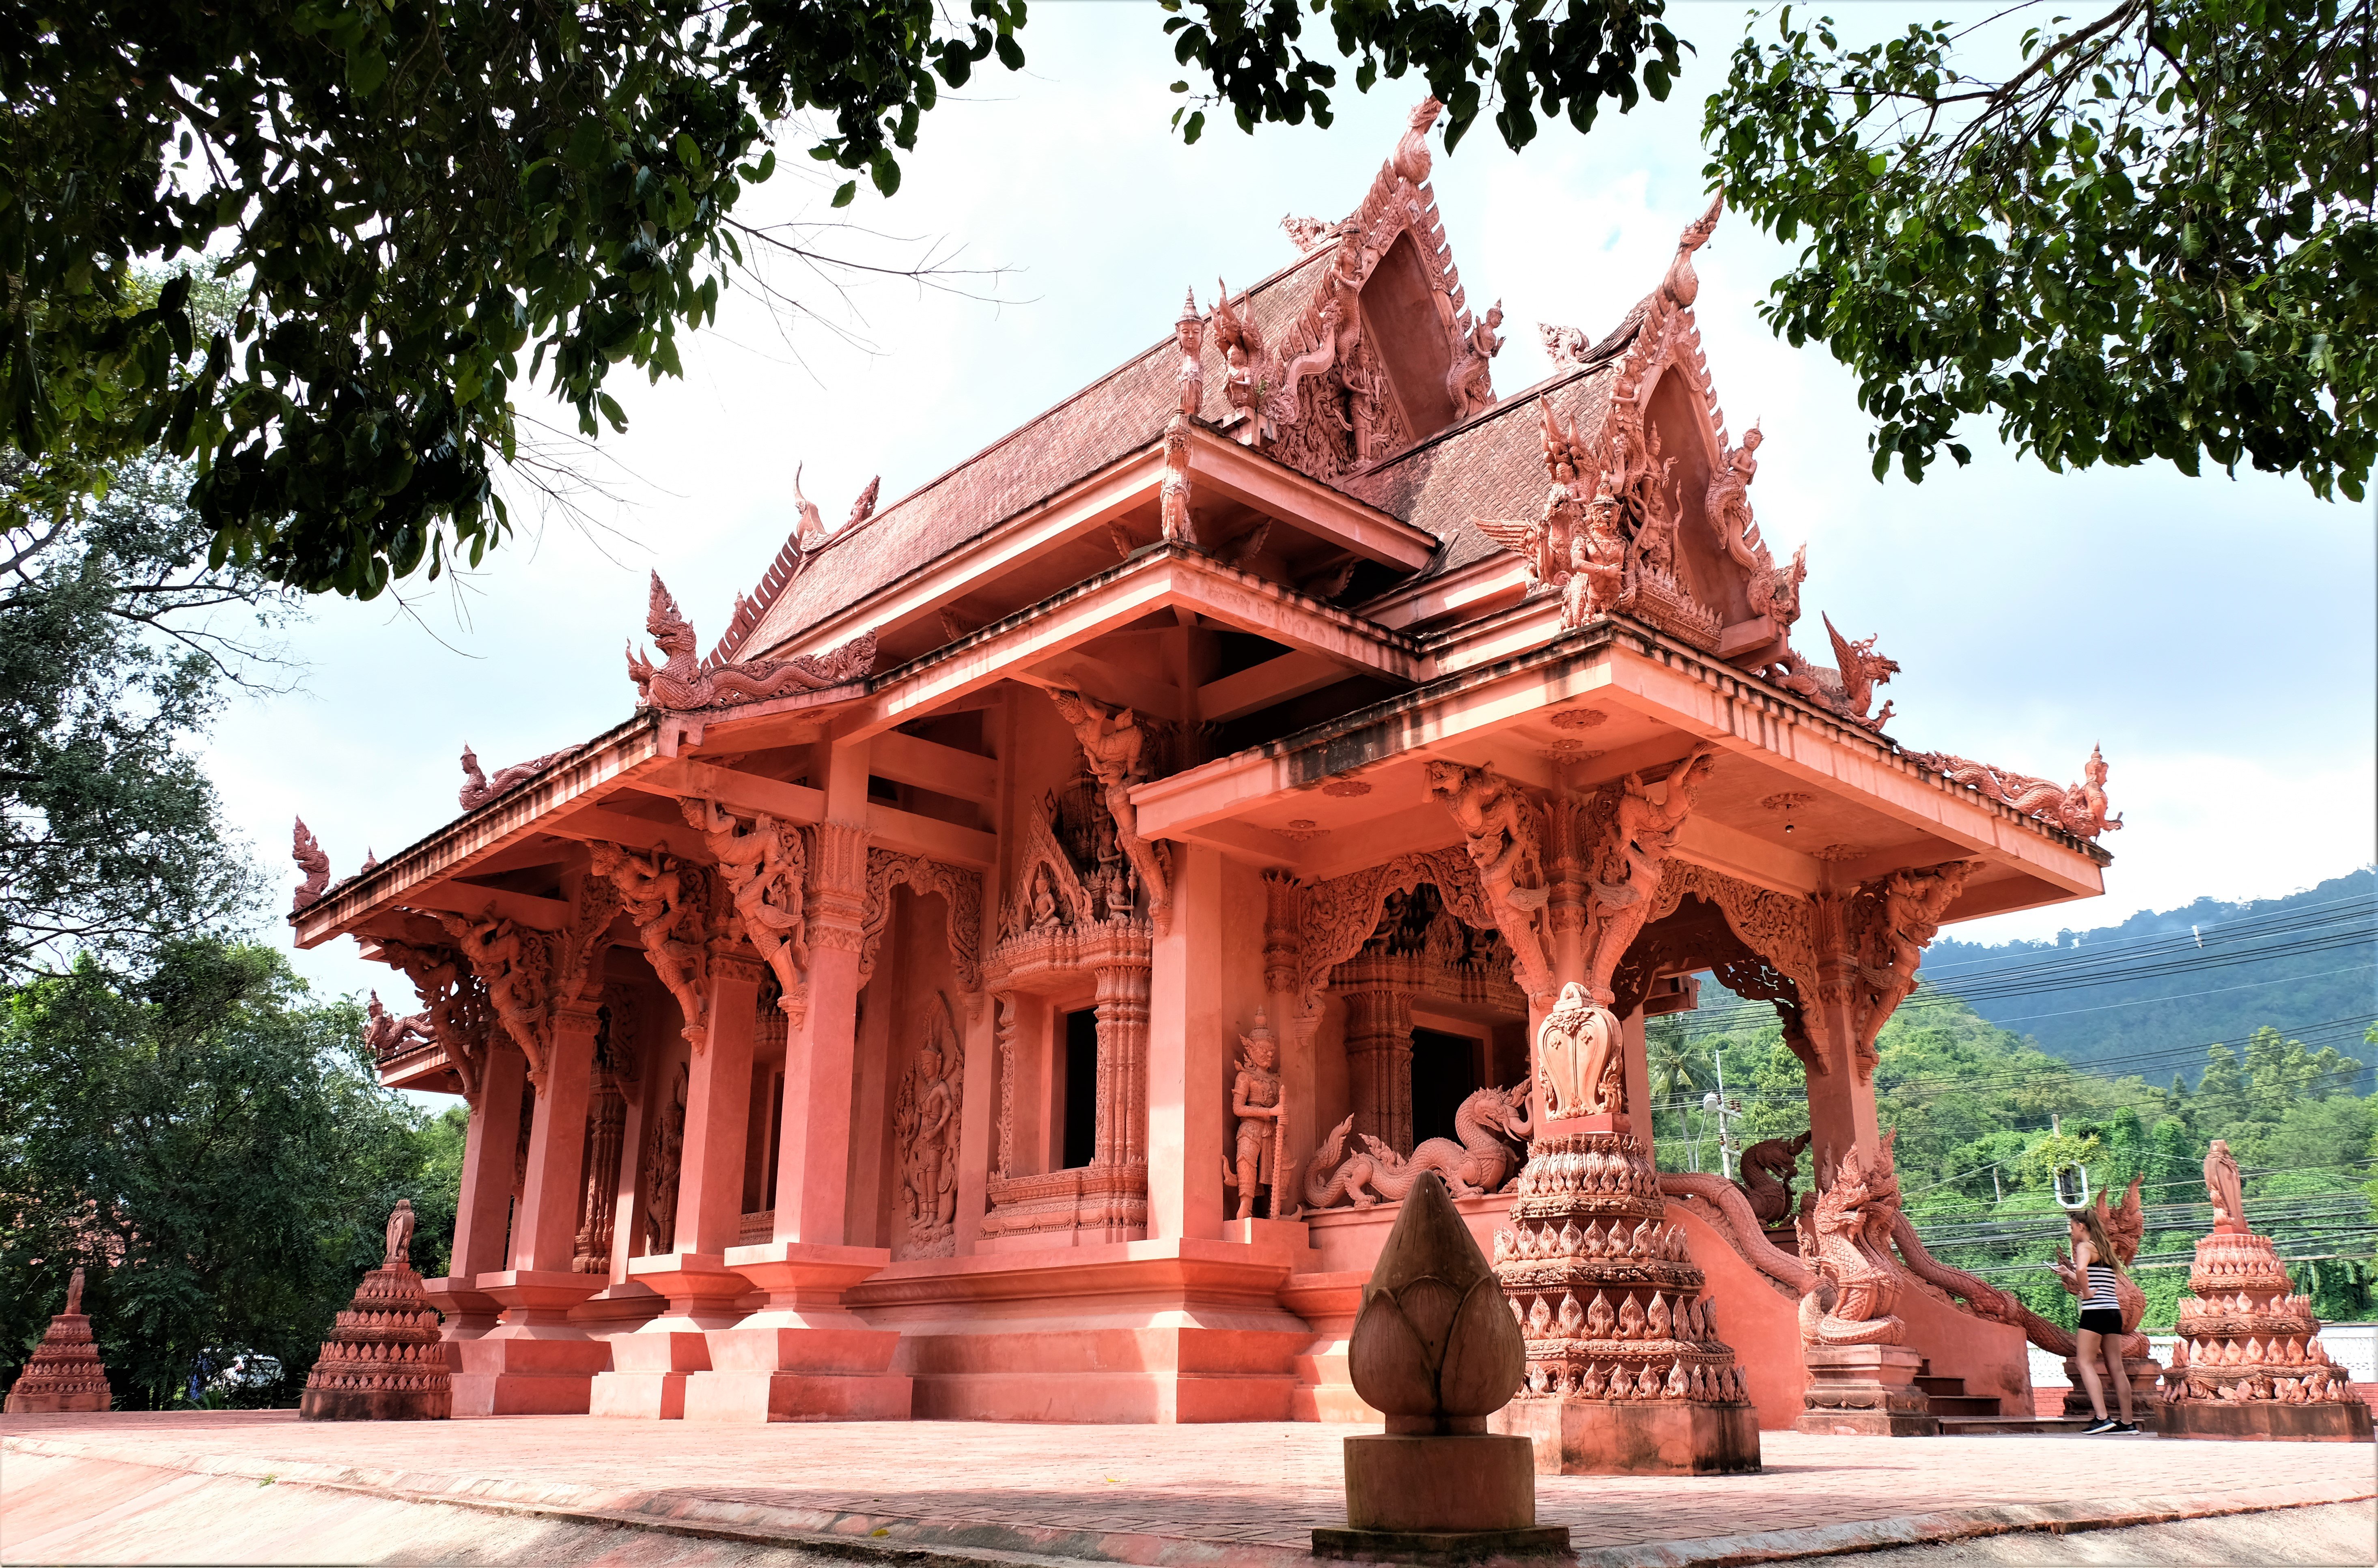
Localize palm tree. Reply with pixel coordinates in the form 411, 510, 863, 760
1646, 1017, 1717, 1166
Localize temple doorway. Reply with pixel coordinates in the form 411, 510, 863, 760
1409, 1027, 1482, 1148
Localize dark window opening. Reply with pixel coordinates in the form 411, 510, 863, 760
1062, 1008, 1100, 1170
1411, 1028, 1481, 1149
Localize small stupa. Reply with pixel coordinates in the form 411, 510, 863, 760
298, 1199, 451, 1421
2160, 1141, 2372, 1441
3, 1268, 112, 1413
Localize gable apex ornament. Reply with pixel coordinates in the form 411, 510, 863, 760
627, 571, 877, 714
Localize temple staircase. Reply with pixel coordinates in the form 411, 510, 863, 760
1918, 1362, 2091, 1435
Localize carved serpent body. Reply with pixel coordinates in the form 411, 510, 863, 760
1802, 1144, 1904, 1346
627, 572, 877, 714
1304, 1085, 1529, 1209
1659, 1172, 1814, 1295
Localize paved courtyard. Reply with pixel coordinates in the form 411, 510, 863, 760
3, 1412, 2372, 1566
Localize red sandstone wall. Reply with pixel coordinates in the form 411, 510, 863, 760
1669, 1203, 1807, 1430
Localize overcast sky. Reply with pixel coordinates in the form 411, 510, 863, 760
206, 6, 2378, 1005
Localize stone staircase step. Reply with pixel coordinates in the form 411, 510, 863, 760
1939, 1414, 2098, 1435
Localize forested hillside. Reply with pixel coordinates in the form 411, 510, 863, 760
1646, 990, 2378, 1331
1924, 868, 2375, 1085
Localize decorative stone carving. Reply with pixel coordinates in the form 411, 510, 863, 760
434, 909, 555, 1084
640, 1062, 689, 1256
2160, 1165, 2372, 1437
859, 850, 984, 995
1761, 615, 1900, 732
1159, 415, 1197, 546
574, 1002, 633, 1275
362, 990, 434, 1064
1534, 982, 1623, 1121
1831, 860, 1976, 1077
1736, 1131, 1811, 1229
458, 744, 571, 811
894, 992, 964, 1260
1294, 850, 1528, 1030
1226, 1012, 1285, 1221
4, 1268, 111, 1413
298, 1202, 451, 1421
1281, 213, 1340, 251
846, 475, 881, 528
1173, 288, 1205, 419
1446, 300, 1504, 422
627, 571, 877, 714
589, 841, 712, 1045
1303, 1085, 1531, 1211
372, 938, 494, 1101
682, 798, 808, 1021
1425, 760, 1551, 920
1578, 746, 1719, 1005
1907, 743, 2123, 840
1491, 1114, 1757, 1471
1047, 688, 1171, 930
291, 816, 330, 911
1796, 1138, 1906, 1348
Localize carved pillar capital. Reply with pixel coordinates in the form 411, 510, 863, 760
706, 945, 769, 987
1261, 870, 1303, 995
808, 819, 872, 950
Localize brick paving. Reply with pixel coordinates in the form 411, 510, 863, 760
3, 1412, 2371, 1567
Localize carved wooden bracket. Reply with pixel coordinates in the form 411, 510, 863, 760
681, 796, 809, 1023
1420, 762, 1556, 997
587, 839, 716, 1047
431, 908, 557, 1087
372, 936, 493, 1103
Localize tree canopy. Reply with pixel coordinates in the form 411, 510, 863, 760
0, 940, 457, 1408
5, 2, 2367, 601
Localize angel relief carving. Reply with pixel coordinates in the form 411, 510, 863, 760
434, 909, 554, 1083
894, 993, 964, 1259
1046, 688, 1170, 929
588, 840, 713, 1045
681, 798, 807, 1020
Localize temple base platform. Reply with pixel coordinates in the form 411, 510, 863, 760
296, 1386, 450, 1422
1493, 1397, 1762, 1475
452, 1271, 611, 1417
1796, 1344, 1939, 1437
2160, 1400, 2376, 1442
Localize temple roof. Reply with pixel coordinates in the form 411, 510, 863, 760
739, 245, 1342, 660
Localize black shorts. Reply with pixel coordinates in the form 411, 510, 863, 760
2078, 1308, 2123, 1335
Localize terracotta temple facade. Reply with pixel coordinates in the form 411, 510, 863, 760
297, 104, 2128, 1460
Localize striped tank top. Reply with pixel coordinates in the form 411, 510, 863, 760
2081, 1262, 2119, 1310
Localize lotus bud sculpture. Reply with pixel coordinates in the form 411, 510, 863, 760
1316, 1170, 1568, 1559
1349, 1170, 1527, 1435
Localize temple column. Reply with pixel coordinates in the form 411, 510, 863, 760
1807, 924, 1882, 1173
431, 1039, 526, 1338
455, 1015, 611, 1417
1148, 842, 1222, 1243
690, 785, 907, 1422
1335, 960, 1416, 1157
607, 1085, 645, 1284
953, 996, 996, 1255
1262, 872, 1310, 1222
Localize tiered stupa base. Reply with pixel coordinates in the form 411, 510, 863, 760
299, 1260, 450, 1421
3, 1312, 111, 1413
2158, 1227, 2370, 1443
1489, 1116, 1760, 1474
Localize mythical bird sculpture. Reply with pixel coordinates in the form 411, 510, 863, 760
1302, 1084, 1531, 1209
1905, 744, 2122, 840
458, 744, 573, 811
626, 572, 877, 714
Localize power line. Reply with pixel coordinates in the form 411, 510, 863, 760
1919, 890, 2378, 976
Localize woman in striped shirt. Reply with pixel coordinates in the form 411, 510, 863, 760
2058, 1206, 2142, 1434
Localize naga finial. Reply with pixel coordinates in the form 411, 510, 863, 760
1393, 97, 1444, 186
1662, 190, 1725, 309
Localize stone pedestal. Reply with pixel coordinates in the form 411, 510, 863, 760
590, 1253, 747, 1419
423, 1275, 502, 1340
1795, 1344, 1935, 1437
2059, 1353, 2164, 1430
1489, 1115, 1760, 1474
299, 1260, 450, 1421
682, 1242, 909, 1422
1313, 1434, 1568, 1562
3, 1312, 110, 1414
452, 1271, 609, 1417
2158, 1225, 2372, 1441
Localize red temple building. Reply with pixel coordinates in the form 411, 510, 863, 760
297, 103, 2143, 1467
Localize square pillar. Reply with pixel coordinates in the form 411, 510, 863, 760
1803, 979, 1881, 1172
429, 1041, 526, 1338
954, 996, 995, 1254
514, 1007, 598, 1274
1149, 841, 1225, 1242
776, 819, 868, 1244
678, 955, 764, 1255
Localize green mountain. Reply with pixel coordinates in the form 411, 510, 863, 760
1923, 867, 2376, 1087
